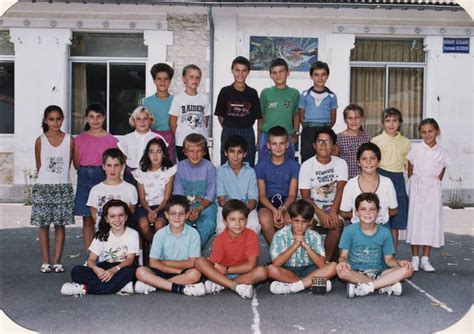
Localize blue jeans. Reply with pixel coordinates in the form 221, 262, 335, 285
71, 262, 135, 294
220, 127, 256, 167
188, 203, 217, 249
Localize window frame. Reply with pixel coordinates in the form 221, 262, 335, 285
350, 38, 427, 140
68, 56, 147, 135
0, 55, 15, 136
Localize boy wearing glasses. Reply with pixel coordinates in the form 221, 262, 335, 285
134, 195, 206, 296
299, 127, 348, 261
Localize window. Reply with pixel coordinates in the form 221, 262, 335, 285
0, 31, 14, 134
350, 38, 425, 139
70, 33, 147, 135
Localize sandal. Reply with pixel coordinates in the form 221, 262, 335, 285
53, 264, 65, 273
40, 264, 52, 273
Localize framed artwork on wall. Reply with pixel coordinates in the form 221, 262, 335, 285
249, 36, 318, 72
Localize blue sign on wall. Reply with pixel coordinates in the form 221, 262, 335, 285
443, 38, 470, 54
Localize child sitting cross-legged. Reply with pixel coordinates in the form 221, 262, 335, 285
134, 195, 205, 296
337, 192, 413, 298
267, 199, 337, 295
195, 199, 268, 299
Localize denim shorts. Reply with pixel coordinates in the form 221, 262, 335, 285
73, 166, 106, 216
285, 264, 318, 278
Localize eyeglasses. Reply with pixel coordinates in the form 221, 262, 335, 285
168, 211, 186, 218
315, 139, 333, 146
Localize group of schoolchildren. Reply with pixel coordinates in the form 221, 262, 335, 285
30, 55, 450, 300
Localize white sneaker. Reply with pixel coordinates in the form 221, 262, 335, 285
269, 281, 293, 295
204, 280, 225, 294
235, 284, 254, 299
347, 283, 356, 298
117, 281, 134, 295
412, 258, 420, 272
183, 283, 206, 296
354, 282, 374, 297
379, 282, 402, 296
61, 283, 86, 297
420, 260, 435, 272
134, 281, 156, 294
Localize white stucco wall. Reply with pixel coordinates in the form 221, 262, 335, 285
0, 3, 472, 204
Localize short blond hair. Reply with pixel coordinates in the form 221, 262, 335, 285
128, 106, 155, 128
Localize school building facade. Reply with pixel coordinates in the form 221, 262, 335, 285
0, 0, 472, 204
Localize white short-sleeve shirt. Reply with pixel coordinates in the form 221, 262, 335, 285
340, 175, 398, 225
298, 156, 348, 210
89, 227, 139, 263
132, 165, 177, 206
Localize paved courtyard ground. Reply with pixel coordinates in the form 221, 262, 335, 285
0, 204, 472, 333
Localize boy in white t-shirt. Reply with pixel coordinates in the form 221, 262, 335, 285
339, 142, 398, 229
169, 64, 211, 161
299, 127, 348, 262
87, 148, 138, 244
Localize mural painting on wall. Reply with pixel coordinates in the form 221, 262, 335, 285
249, 36, 318, 72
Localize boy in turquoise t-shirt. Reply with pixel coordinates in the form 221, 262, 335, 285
337, 192, 413, 298
258, 58, 300, 160
143, 63, 176, 162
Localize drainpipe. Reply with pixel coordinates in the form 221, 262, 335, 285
207, 4, 215, 159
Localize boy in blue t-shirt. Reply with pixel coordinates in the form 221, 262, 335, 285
255, 126, 300, 244
134, 195, 205, 296
298, 61, 338, 163
337, 192, 413, 298
143, 63, 176, 162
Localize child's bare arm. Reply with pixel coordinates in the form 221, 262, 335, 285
257, 179, 278, 213
223, 256, 258, 275
439, 167, 446, 181
34, 137, 41, 171
137, 183, 150, 212
336, 249, 351, 271
272, 236, 302, 267
384, 255, 400, 268
388, 208, 398, 218
218, 116, 225, 126
128, 204, 136, 215
247, 199, 257, 211
298, 108, 305, 127
330, 108, 336, 128
407, 161, 413, 178
169, 115, 178, 135
339, 210, 352, 219
283, 178, 298, 209
204, 115, 209, 128
149, 257, 196, 274
302, 242, 326, 268
90, 207, 97, 225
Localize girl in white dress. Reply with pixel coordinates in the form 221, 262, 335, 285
406, 119, 450, 272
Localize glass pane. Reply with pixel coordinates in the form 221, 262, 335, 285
388, 67, 424, 139
71, 33, 147, 57
71, 63, 107, 135
0, 31, 14, 55
350, 67, 385, 136
109, 63, 146, 135
351, 39, 425, 63
0, 62, 14, 133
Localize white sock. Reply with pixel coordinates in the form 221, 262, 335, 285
290, 280, 305, 293
421, 256, 429, 263
412, 256, 420, 262
367, 282, 375, 292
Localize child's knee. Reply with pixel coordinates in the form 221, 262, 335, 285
185, 268, 201, 282
266, 264, 279, 278
255, 266, 268, 280
400, 265, 413, 279
135, 266, 149, 280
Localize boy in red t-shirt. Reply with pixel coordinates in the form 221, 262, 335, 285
195, 199, 267, 299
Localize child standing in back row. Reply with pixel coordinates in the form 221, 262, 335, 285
169, 64, 211, 161
215, 56, 262, 167
371, 108, 411, 249
406, 118, 450, 272
31, 105, 74, 273
144, 63, 176, 162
